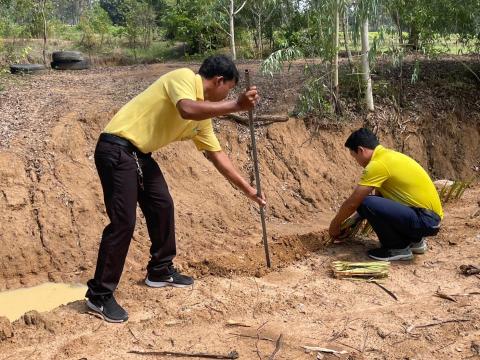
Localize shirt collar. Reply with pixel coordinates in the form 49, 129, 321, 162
195, 74, 204, 100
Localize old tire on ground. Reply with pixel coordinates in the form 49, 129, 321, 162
51, 51, 84, 62
51, 60, 91, 70
10, 64, 46, 74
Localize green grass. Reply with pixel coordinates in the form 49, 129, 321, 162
339, 32, 478, 56
122, 41, 180, 62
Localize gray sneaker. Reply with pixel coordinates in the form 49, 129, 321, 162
410, 238, 427, 254
368, 247, 413, 261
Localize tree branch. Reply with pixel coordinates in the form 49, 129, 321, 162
234, 0, 247, 15
217, 114, 289, 125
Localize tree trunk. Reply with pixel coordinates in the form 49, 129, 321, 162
258, 13, 263, 58
342, 7, 354, 73
361, 17, 374, 112
408, 25, 419, 51
253, 33, 258, 56
333, 0, 339, 109
230, 0, 236, 60
394, 10, 403, 45
41, 0, 47, 66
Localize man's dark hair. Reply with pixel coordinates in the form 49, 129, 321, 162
199, 55, 239, 84
345, 128, 380, 152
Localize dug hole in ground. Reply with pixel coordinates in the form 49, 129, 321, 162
0, 59, 479, 359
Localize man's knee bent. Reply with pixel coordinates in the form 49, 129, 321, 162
357, 196, 377, 218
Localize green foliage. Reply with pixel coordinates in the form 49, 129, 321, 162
100, 0, 126, 25
261, 47, 303, 76
438, 179, 475, 204
122, 0, 157, 51
382, 0, 480, 51
411, 60, 420, 84
0, 0, 479, 65
294, 78, 332, 118
262, 47, 338, 119
77, 4, 112, 51
163, 0, 225, 55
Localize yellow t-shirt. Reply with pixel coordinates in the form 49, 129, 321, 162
104, 68, 221, 153
359, 145, 443, 218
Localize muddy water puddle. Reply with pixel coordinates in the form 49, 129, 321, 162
0, 282, 87, 321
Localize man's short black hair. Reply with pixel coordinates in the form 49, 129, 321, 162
345, 128, 380, 152
199, 55, 239, 84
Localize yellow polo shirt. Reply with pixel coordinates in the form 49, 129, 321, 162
104, 68, 221, 153
359, 145, 443, 218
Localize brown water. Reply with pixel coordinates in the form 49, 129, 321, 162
0, 283, 87, 321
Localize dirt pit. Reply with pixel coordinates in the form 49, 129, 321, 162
0, 59, 479, 359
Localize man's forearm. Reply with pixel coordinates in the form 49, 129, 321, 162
206, 151, 252, 195
329, 185, 374, 237
331, 200, 358, 230
177, 99, 241, 121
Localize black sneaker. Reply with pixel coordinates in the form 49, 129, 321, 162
145, 269, 194, 288
86, 295, 128, 323
368, 247, 413, 261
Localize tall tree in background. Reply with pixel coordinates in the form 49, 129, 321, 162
354, 0, 376, 111
361, 16, 374, 111
341, 1, 354, 72
247, 0, 278, 58
333, 0, 340, 110
40, 0, 47, 65
215, 0, 247, 60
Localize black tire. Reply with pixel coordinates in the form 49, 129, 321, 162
52, 51, 84, 62
51, 59, 91, 70
10, 64, 46, 74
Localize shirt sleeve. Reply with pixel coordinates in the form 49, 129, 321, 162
192, 120, 222, 152
163, 69, 197, 106
358, 160, 390, 187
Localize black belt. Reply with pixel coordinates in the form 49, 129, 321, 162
99, 133, 150, 156
98, 133, 148, 190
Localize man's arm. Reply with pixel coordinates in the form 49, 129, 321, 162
177, 87, 258, 120
329, 185, 374, 238
205, 150, 266, 206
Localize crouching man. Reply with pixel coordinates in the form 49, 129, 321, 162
329, 128, 443, 261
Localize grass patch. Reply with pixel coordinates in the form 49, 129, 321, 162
437, 178, 476, 203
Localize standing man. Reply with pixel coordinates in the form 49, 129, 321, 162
86, 56, 265, 323
329, 128, 443, 261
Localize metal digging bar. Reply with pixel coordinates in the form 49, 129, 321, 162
245, 69, 271, 268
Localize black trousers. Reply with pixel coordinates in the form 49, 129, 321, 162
87, 135, 176, 298
357, 195, 441, 249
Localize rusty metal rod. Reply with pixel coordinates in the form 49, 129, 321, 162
245, 69, 271, 268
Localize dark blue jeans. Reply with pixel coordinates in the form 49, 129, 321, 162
357, 196, 441, 249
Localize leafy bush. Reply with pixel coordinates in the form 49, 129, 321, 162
77, 4, 113, 52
